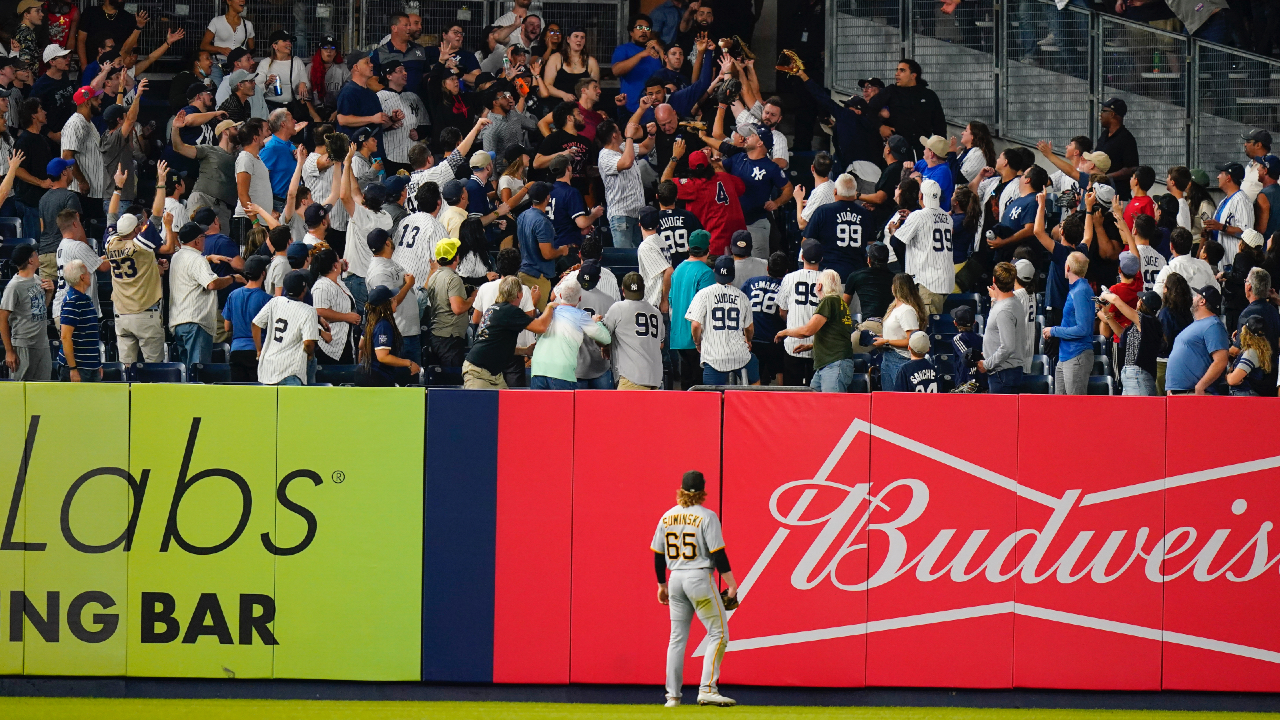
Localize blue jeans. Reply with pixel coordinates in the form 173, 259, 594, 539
987, 366, 1025, 394
173, 323, 213, 368
59, 366, 102, 382
344, 274, 368, 313
812, 358, 855, 392
608, 215, 640, 248
14, 199, 40, 241
402, 333, 423, 365
577, 369, 615, 389
879, 350, 909, 391
1191, 9, 1231, 43
701, 355, 760, 385
531, 375, 577, 390
306, 355, 317, 385
276, 375, 305, 385
1121, 365, 1156, 396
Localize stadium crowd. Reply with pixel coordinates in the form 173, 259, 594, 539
0, 0, 1275, 395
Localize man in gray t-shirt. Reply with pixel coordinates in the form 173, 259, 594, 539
38, 188, 81, 254
603, 272, 666, 389
0, 245, 54, 380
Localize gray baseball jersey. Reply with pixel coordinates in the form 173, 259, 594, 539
367, 256, 420, 337
686, 283, 754, 372
392, 211, 449, 288
777, 268, 821, 358
252, 296, 320, 385
896, 207, 957, 295
603, 298, 665, 387
575, 287, 616, 380
651, 502, 726, 572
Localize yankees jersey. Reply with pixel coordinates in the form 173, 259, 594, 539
105, 231, 162, 314
1135, 242, 1166, 287
800, 180, 835, 223
604, 298, 665, 388
777, 268, 821, 357
1213, 190, 1254, 267
311, 275, 356, 361
53, 238, 101, 320
901, 358, 939, 392
392, 211, 448, 287
895, 207, 957, 295
565, 266, 621, 301
1013, 287, 1037, 372
741, 275, 782, 343
637, 233, 672, 308
803, 199, 869, 282
686, 283, 753, 372
376, 89, 415, 163
252, 296, 320, 385
651, 502, 726, 573
658, 208, 702, 265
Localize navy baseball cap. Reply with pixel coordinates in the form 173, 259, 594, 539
351, 125, 378, 145
382, 174, 410, 198
441, 179, 465, 204
1138, 290, 1162, 313
885, 135, 910, 160
1260, 155, 1280, 179
638, 205, 660, 231
367, 284, 396, 306
362, 182, 388, 205
282, 269, 309, 298
527, 181, 551, 203
801, 240, 823, 264
714, 255, 735, 284
178, 221, 208, 244
1193, 285, 1222, 314
578, 260, 601, 290
345, 50, 369, 70
242, 254, 270, 281
950, 305, 975, 327
366, 228, 391, 254
681, 470, 706, 492
730, 229, 752, 257
304, 202, 329, 228
1216, 162, 1246, 185
286, 241, 310, 262
191, 206, 218, 227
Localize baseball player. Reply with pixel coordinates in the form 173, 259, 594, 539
802, 173, 870, 283
652, 470, 738, 708
252, 270, 320, 385
777, 241, 823, 385
603, 272, 666, 389
106, 212, 178, 363
686, 256, 758, 385
887, 178, 955, 315
900, 331, 940, 392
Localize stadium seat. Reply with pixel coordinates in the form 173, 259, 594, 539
931, 332, 956, 352
211, 343, 231, 363
1019, 375, 1053, 394
851, 353, 872, 373
0, 217, 21, 240
600, 247, 638, 268
127, 362, 187, 383
1030, 354, 1049, 376
0, 238, 35, 277
933, 358, 957, 378
937, 372, 956, 392
943, 293, 982, 316
928, 314, 956, 334
316, 364, 360, 386
1092, 335, 1110, 356
100, 362, 126, 383
848, 373, 871, 393
1093, 355, 1112, 377
190, 363, 232, 384
1087, 375, 1115, 395
426, 365, 461, 387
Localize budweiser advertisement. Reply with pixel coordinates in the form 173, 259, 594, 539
568, 391, 1280, 692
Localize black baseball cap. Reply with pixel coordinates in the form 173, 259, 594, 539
578, 260, 601, 290
681, 470, 706, 492
1216, 162, 1246, 185
186, 81, 212, 100
282, 269, 309, 298
380, 59, 403, 77
638, 205, 660, 231
730, 229, 751, 257
304, 203, 329, 228
286, 241, 310, 263
242, 255, 270, 281
346, 50, 369, 70
191, 207, 218, 227
1242, 128, 1272, 146
178, 221, 208, 244
622, 271, 644, 299
226, 47, 252, 65
269, 29, 294, 44
527, 181, 551, 203
714, 255, 735, 284
441, 179, 465, 203
885, 134, 910, 160
950, 304, 975, 327
801, 240, 823, 264
368, 284, 396, 306
1138, 290, 1162, 313
857, 77, 885, 89
1193, 285, 1222, 314
504, 144, 531, 164
366, 227, 391, 254
1101, 97, 1128, 117
318, 34, 339, 49
102, 103, 125, 125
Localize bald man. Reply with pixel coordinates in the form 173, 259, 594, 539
649, 102, 705, 186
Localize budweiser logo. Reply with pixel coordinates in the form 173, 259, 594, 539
696, 418, 1280, 666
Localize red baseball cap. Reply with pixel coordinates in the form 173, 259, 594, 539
72, 86, 102, 105
687, 150, 709, 169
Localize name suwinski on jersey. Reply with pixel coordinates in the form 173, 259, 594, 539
662, 512, 706, 528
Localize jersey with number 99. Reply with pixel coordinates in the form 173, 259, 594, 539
803, 199, 870, 282
777, 268, 821, 357
651, 503, 725, 572
895, 207, 957, 295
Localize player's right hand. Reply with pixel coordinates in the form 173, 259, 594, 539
4, 350, 16, 372
657, 585, 669, 605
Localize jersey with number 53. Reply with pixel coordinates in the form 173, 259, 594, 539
391, 211, 448, 288
803, 199, 870, 282
777, 268, 821, 358
252, 296, 320, 385
894, 207, 957, 295
652, 502, 725, 573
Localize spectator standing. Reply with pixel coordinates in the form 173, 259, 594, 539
75, 0, 136, 71
0, 244, 53, 381
728, 231, 766, 289
170, 52, 216, 110
913, 135, 954, 210
950, 122, 997, 185
950, 305, 983, 388
201, 0, 254, 83
214, 49, 268, 120
392, 182, 450, 292
534, 102, 591, 190
340, 144, 393, 309
223, 255, 272, 382
481, 83, 538, 174
574, 262, 616, 388
637, 205, 674, 311
864, 60, 946, 160
1045, 251, 1094, 395
251, 270, 319, 385
515, 181, 561, 310
464, 275, 554, 389
232, 119, 273, 244
900, 332, 940, 392
219, 68, 258, 123
357, 284, 421, 386
1165, 285, 1230, 395
887, 177, 955, 314
471, 248, 539, 387
61, 86, 105, 217
377, 61, 418, 176
304, 36, 349, 120
778, 241, 824, 386
976, 261, 1027, 394
1037, 136, 1103, 201
1206, 162, 1253, 267
655, 180, 702, 264
172, 114, 238, 240
1240, 129, 1269, 203
742, 252, 789, 385
32, 45, 76, 130
669, 229, 715, 389
337, 52, 393, 140
255, 31, 308, 117
563, 235, 620, 300
56, 259, 99, 382
542, 31, 601, 103
1013, 259, 1038, 371
37, 158, 81, 295
718, 123, 792, 260
15, 1, 44, 67
105, 211, 175, 364
1095, 98, 1139, 198
669, 148, 746, 256
170, 221, 242, 367
52, 208, 104, 319
604, 272, 666, 389
598, 118, 651, 248
795, 66, 883, 170
426, 238, 477, 368
374, 14, 429, 94
1226, 315, 1273, 396
1101, 289, 1163, 395
685, 256, 758, 385
1156, 271, 1194, 393
438, 180, 469, 237
990, 165, 1046, 264
775, 268, 855, 392
609, 15, 662, 113
1100, 251, 1142, 338
804, 173, 871, 287
1124, 166, 1156, 230
260, 109, 305, 212
874, 272, 926, 391
404, 121, 489, 212
310, 249, 360, 365
14, 97, 52, 239
1153, 227, 1219, 295
847, 241, 895, 321
530, 277, 611, 389
795, 152, 835, 232
1233, 266, 1280, 395
365, 228, 420, 365
1257, 155, 1279, 241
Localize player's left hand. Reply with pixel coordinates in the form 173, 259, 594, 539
657, 585, 669, 605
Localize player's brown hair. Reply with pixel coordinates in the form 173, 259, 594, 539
992, 262, 1017, 293
677, 489, 706, 508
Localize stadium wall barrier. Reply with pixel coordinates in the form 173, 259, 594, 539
4, 385, 1280, 692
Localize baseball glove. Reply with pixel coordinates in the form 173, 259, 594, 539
734, 35, 756, 61
776, 49, 805, 76
713, 76, 742, 106
721, 589, 740, 611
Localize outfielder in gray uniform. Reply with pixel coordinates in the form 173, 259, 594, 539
652, 470, 738, 707
603, 272, 665, 389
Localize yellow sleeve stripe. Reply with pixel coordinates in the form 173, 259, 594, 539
708, 545, 725, 553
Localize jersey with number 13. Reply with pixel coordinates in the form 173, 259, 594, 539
651, 503, 725, 573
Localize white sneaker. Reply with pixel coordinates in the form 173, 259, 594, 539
1037, 33, 1057, 45
697, 691, 737, 706
665, 698, 681, 708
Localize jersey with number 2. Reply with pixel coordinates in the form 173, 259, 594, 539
651, 503, 725, 573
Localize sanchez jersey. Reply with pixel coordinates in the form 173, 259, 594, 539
651, 502, 725, 572
741, 275, 782, 343
895, 207, 958, 295
901, 357, 940, 392
392, 211, 449, 287
252, 296, 320, 385
686, 283, 754, 372
803, 199, 869, 282
777, 268, 821, 358
105, 231, 163, 314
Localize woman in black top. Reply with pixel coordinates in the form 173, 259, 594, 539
356, 285, 420, 386
542, 28, 599, 103
1101, 289, 1163, 396
426, 64, 473, 145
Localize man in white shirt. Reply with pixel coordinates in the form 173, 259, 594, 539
635, 206, 672, 312
376, 60, 418, 175
1153, 227, 1220, 297
598, 117, 654, 248
52, 209, 108, 320
404, 117, 490, 212
777, 241, 822, 385
169, 221, 243, 366
732, 96, 789, 169
1205, 161, 1254, 267
796, 152, 835, 231
252, 270, 319, 385
340, 143, 393, 309
887, 178, 955, 314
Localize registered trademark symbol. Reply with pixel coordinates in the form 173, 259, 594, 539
331, 471, 345, 484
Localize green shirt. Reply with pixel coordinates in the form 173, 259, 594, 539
813, 294, 854, 369
427, 266, 469, 338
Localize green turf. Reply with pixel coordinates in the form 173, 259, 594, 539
2, 699, 1278, 720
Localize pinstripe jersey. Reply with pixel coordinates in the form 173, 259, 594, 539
895, 207, 957, 295
376, 89, 417, 164
391, 211, 448, 287
637, 233, 672, 308
61, 113, 104, 197
651, 503, 725, 572
685, 283, 754, 372
252, 296, 320, 385
304, 153, 348, 231
53, 238, 102, 319
405, 151, 466, 212
777, 268, 821, 358
564, 266, 620, 301
1213, 190, 1254, 267
311, 275, 355, 361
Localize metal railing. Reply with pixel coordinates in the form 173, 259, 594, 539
827, 0, 1280, 185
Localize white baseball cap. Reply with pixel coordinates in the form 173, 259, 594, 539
908, 331, 930, 355
43, 44, 71, 63
1242, 228, 1264, 248
115, 214, 140, 236
919, 178, 942, 209
1014, 258, 1036, 282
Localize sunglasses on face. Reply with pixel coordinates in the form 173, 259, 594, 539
633, 25, 651, 30
549, 29, 562, 34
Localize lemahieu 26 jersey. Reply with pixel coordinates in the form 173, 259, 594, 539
686, 283, 753, 372
652, 503, 725, 573
777, 268, 820, 358
253, 296, 320, 385
895, 207, 956, 295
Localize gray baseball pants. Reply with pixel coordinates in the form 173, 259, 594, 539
665, 568, 728, 700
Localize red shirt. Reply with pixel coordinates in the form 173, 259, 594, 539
577, 103, 605, 142
1123, 195, 1155, 230
675, 172, 746, 255
1108, 277, 1142, 330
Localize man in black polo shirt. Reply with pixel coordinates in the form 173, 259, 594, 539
860, 135, 907, 244
1096, 97, 1139, 200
